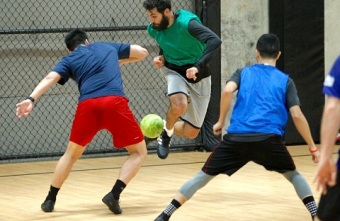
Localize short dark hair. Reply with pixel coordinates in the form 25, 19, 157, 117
64, 28, 88, 51
256, 33, 280, 59
143, 0, 171, 13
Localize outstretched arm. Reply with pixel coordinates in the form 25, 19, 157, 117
16, 71, 61, 118
289, 105, 319, 163
119, 45, 149, 66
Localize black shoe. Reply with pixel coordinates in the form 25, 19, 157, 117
41, 199, 55, 212
145, 136, 157, 147
102, 192, 122, 214
154, 214, 169, 221
157, 129, 172, 159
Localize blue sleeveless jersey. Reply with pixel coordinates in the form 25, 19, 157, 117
227, 64, 289, 136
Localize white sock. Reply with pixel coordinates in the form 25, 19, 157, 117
164, 120, 174, 137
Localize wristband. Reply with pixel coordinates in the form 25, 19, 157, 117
26, 96, 35, 103
309, 148, 318, 153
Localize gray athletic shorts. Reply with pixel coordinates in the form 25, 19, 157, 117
160, 66, 211, 128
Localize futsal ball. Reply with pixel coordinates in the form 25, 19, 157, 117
140, 114, 164, 138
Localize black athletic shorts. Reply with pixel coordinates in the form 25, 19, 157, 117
317, 171, 340, 221
202, 134, 296, 176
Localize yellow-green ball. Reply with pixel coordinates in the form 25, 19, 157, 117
140, 114, 163, 138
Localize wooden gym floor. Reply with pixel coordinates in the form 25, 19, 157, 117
0, 145, 331, 221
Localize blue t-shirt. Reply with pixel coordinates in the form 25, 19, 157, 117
323, 56, 340, 169
52, 42, 130, 102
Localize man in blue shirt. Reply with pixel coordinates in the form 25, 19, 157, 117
314, 56, 340, 220
16, 29, 149, 214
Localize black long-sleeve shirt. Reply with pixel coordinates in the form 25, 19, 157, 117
162, 19, 221, 83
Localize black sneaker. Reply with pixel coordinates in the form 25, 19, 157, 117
157, 129, 172, 159
41, 199, 55, 212
102, 192, 122, 214
145, 136, 157, 147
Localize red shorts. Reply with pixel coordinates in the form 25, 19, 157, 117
70, 96, 144, 148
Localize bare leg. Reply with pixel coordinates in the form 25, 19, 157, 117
51, 141, 85, 188
41, 141, 85, 212
118, 140, 147, 184
165, 93, 187, 130
174, 121, 200, 139
102, 140, 147, 214
156, 93, 188, 159
167, 93, 200, 138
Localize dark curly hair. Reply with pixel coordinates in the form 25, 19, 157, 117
143, 0, 171, 13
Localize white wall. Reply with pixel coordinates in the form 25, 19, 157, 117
220, 0, 269, 131
221, 0, 268, 83
221, 0, 339, 87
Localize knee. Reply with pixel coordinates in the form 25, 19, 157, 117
137, 146, 147, 161
140, 148, 147, 161
170, 96, 187, 115
170, 102, 187, 116
179, 171, 214, 199
62, 152, 82, 164
127, 142, 147, 161
283, 170, 296, 181
64, 142, 84, 162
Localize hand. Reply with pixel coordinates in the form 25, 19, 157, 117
213, 121, 224, 136
313, 158, 337, 194
16, 99, 34, 118
153, 56, 164, 69
309, 148, 320, 163
186, 67, 198, 81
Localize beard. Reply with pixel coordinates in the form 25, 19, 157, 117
152, 13, 169, 31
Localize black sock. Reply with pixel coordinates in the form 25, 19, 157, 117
160, 199, 181, 220
45, 185, 60, 202
111, 179, 126, 200
303, 196, 317, 217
